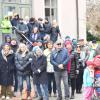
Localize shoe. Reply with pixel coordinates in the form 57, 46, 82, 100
56, 96, 62, 100
54, 93, 57, 97
65, 97, 70, 100
37, 96, 43, 100
13, 92, 17, 97
6, 96, 10, 100
27, 96, 31, 100
70, 95, 75, 99
49, 93, 51, 97
78, 90, 82, 94
76, 90, 79, 94
1, 96, 5, 100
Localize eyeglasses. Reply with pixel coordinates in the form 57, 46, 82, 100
57, 43, 61, 45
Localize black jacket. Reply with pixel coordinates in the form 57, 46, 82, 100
0, 52, 15, 86
31, 55, 48, 84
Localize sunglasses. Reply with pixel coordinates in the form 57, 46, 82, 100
57, 43, 61, 45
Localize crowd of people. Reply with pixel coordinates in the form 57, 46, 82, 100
0, 13, 100, 100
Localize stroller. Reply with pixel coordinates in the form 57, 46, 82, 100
92, 55, 100, 100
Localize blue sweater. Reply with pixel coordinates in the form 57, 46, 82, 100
83, 68, 94, 87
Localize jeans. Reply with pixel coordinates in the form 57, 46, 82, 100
14, 71, 18, 92
36, 82, 49, 100
47, 73, 56, 94
18, 75, 31, 92
54, 71, 69, 98
70, 78, 76, 95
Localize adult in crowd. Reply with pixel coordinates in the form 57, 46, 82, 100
29, 27, 42, 50
0, 44, 15, 99
79, 39, 89, 68
15, 43, 32, 99
4, 35, 11, 44
10, 39, 18, 96
16, 18, 29, 42
38, 18, 45, 40
44, 18, 51, 35
1, 16, 12, 43
27, 17, 39, 39
31, 46, 49, 100
44, 41, 57, 97
11, 13, 20, 38
96, 44, 100, 55
72, 39, 77, 51
76, 44, 84, 94
11, 13, 19, 27
43, 18, 51, 42
50, 20, 61, 43
65, 40, 78, 99
29, 27, 41, 43
50, 39, 70, 100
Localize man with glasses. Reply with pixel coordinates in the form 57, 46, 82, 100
50, 39, 70, 100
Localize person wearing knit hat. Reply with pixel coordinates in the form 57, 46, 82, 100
50, 38, 70, 100
83, 60, 95, 100
65, 39, 78, 99
86, 60, 96, 67
31, 46, 49, 100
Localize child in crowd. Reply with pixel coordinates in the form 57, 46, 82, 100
83, 60, 95, 100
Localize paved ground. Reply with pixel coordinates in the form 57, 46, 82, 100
11, 92, 83, 100
0, 80, 83, 100
11, 93, 83, 100
11, 84, 83, 100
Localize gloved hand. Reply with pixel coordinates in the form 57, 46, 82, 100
29, 58, 32, 62
33, 69, 41, 75
33, 70, 39, 75
76, 70, 79, 74
22, 31, 25, 34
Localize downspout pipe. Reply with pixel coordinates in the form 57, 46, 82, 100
76, 0, 79, 40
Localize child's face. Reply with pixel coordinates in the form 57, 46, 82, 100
88, 65, 94, 69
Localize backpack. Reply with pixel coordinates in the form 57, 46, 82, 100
93, 55, 100, 67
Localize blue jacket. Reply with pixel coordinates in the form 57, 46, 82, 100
50, 48, 69, 72
83, 68, 94, 87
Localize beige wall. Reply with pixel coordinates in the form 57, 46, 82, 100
58, 0, 86, 40
58, 0, 77, 39
78, 0, 86, 40
31, 0, 86, 40
32, 0, 45, 20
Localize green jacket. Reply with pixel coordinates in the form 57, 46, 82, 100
1, 19, 12, 34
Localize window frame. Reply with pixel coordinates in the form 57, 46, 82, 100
45, 0, 58, 21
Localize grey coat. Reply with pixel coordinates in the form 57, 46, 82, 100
16, 22, 29, 41
15, 51, 32, 76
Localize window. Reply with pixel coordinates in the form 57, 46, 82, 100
3, 0, 16, 2
20, 7, 30, 18
20, 0, 30, 4
45, 0, 57, 21
45, 0, 50, 6
3, 6, 15, 16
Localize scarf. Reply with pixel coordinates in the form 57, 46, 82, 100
1, 49, 13, 62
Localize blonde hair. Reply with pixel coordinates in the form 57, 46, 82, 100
52, 19, 58, 27
17, 43, 29, 53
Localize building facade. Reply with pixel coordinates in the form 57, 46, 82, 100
0, 0, 86, 43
